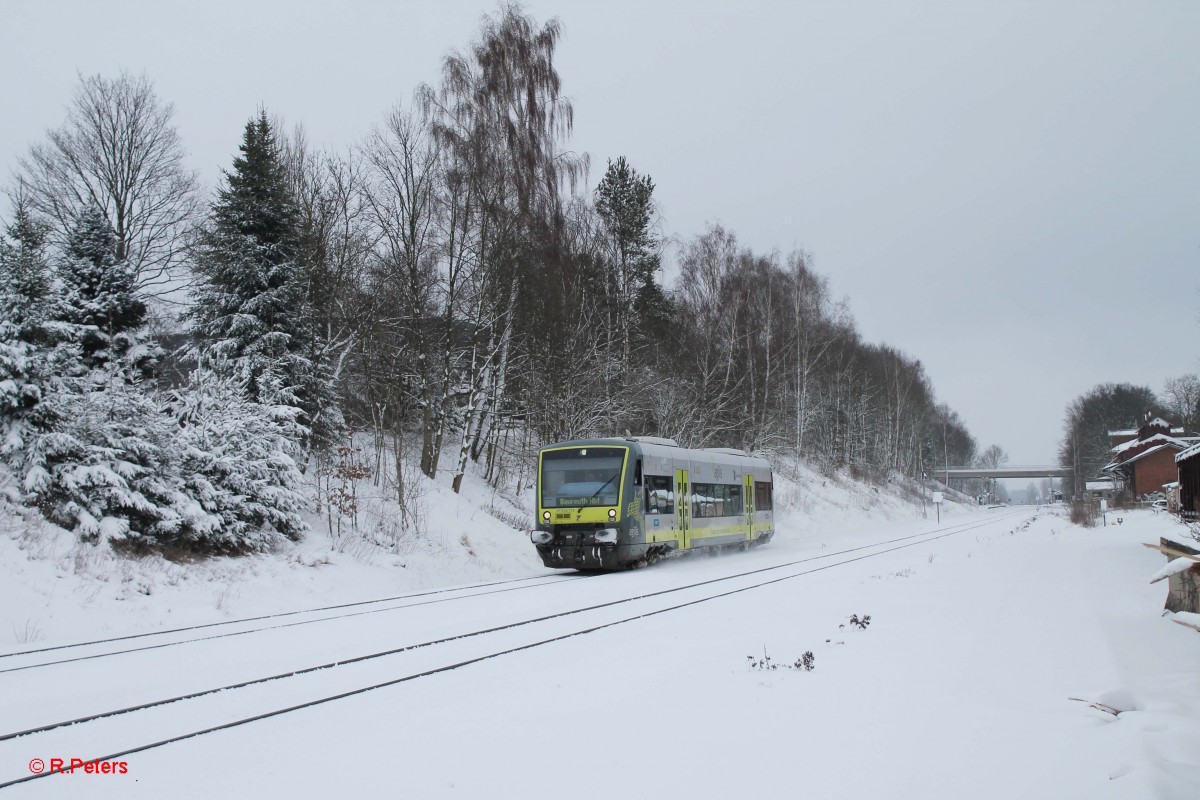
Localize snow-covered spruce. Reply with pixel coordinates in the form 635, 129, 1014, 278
167, 363, 308, 551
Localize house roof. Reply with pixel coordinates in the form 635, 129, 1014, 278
1119, 443, 1176, 467
1111, 432, 1183, 455
1108, 431, 1195, 455
1177, 441, 1200, 464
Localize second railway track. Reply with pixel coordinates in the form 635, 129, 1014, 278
0, 508, 1031, 791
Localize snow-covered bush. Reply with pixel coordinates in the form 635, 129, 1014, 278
21, 374, 197, 546
3, 329, 310, 553
167, 363, 308, 552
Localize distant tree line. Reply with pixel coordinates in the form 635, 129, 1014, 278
0, 4, 984, 552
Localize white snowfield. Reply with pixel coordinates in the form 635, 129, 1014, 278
2, 495, 1199, 798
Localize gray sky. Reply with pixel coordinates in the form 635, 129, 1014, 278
3, 0, 1197, 465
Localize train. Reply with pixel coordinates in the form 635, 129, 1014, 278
529, 436, 774, 569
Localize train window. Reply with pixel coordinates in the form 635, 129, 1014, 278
754, 481, 773, 510
692, 483, 742, 517
634, 457, 642, 486
728, 485, 743, 516
645, 475, 674, 514
540, 447, 625, 508
692, 483, 716, 518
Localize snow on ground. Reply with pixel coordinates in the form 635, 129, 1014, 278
2, 459, 1199, 798
0, 455, 950, 650
0, 463, 543, 649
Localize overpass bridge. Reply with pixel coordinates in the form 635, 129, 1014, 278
935, 465, 1072, 480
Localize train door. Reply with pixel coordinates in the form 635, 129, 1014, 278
744, 474, 755, 541
675, 468, 690, 549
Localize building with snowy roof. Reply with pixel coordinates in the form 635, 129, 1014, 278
1103, 416, 1200, 501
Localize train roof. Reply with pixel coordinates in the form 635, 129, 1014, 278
539, 437, 772, 471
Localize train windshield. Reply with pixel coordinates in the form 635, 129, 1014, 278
540, 447, 626, 508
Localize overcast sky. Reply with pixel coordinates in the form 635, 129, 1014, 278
3, 0, 1197, 466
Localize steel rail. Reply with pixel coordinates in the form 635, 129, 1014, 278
0, 574, 590, 675
0, 508, 1032, 791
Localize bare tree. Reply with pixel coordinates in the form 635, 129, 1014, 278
974, 443, 1010, 502
674, 225, 752, 445
361, 106, 446, 477
282, 126, 373, 452
789, 249, 845, 455
15, 71, 200, 297
1163, 374, 1200, 433
932, 402, 977, 484
976, 443, 1009, 469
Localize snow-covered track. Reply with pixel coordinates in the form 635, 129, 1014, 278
0, 572, 588, 673
0, 510, 1031, 791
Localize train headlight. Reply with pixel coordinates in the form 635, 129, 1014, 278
542, 510, 551, 522
608, 508, 617, 520
595, 527, 618, 544
531, 530, 553, 545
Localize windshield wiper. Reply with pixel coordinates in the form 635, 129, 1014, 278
584, 474, 618, 506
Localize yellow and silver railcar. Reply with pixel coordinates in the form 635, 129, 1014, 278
530, 436, 774, 569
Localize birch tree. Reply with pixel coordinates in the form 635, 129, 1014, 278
419, 3, 585, 492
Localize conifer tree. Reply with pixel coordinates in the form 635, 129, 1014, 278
595, 156, 668, 366
2, 184, 308, 551
55, 205, 150, 373
0, 195, 63, 476
189, 112, 313, 423
2, 204, 184, 545
0, 194, 53, 341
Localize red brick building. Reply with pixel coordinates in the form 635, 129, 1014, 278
1103, 417, 1199, 500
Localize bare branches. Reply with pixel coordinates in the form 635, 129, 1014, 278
15, 71, 201, 297
1163, 374, 1200, 433
665, 224, 964, 477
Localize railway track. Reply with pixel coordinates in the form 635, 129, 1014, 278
0, 572, 587, 672
0, 508, 1031, 791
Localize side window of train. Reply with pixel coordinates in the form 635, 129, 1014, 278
645, 475, 674, 514
634, 457, 642, 486
690, 483, 744, 518
692, 483, 713, 518
755, 481, 773, 510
